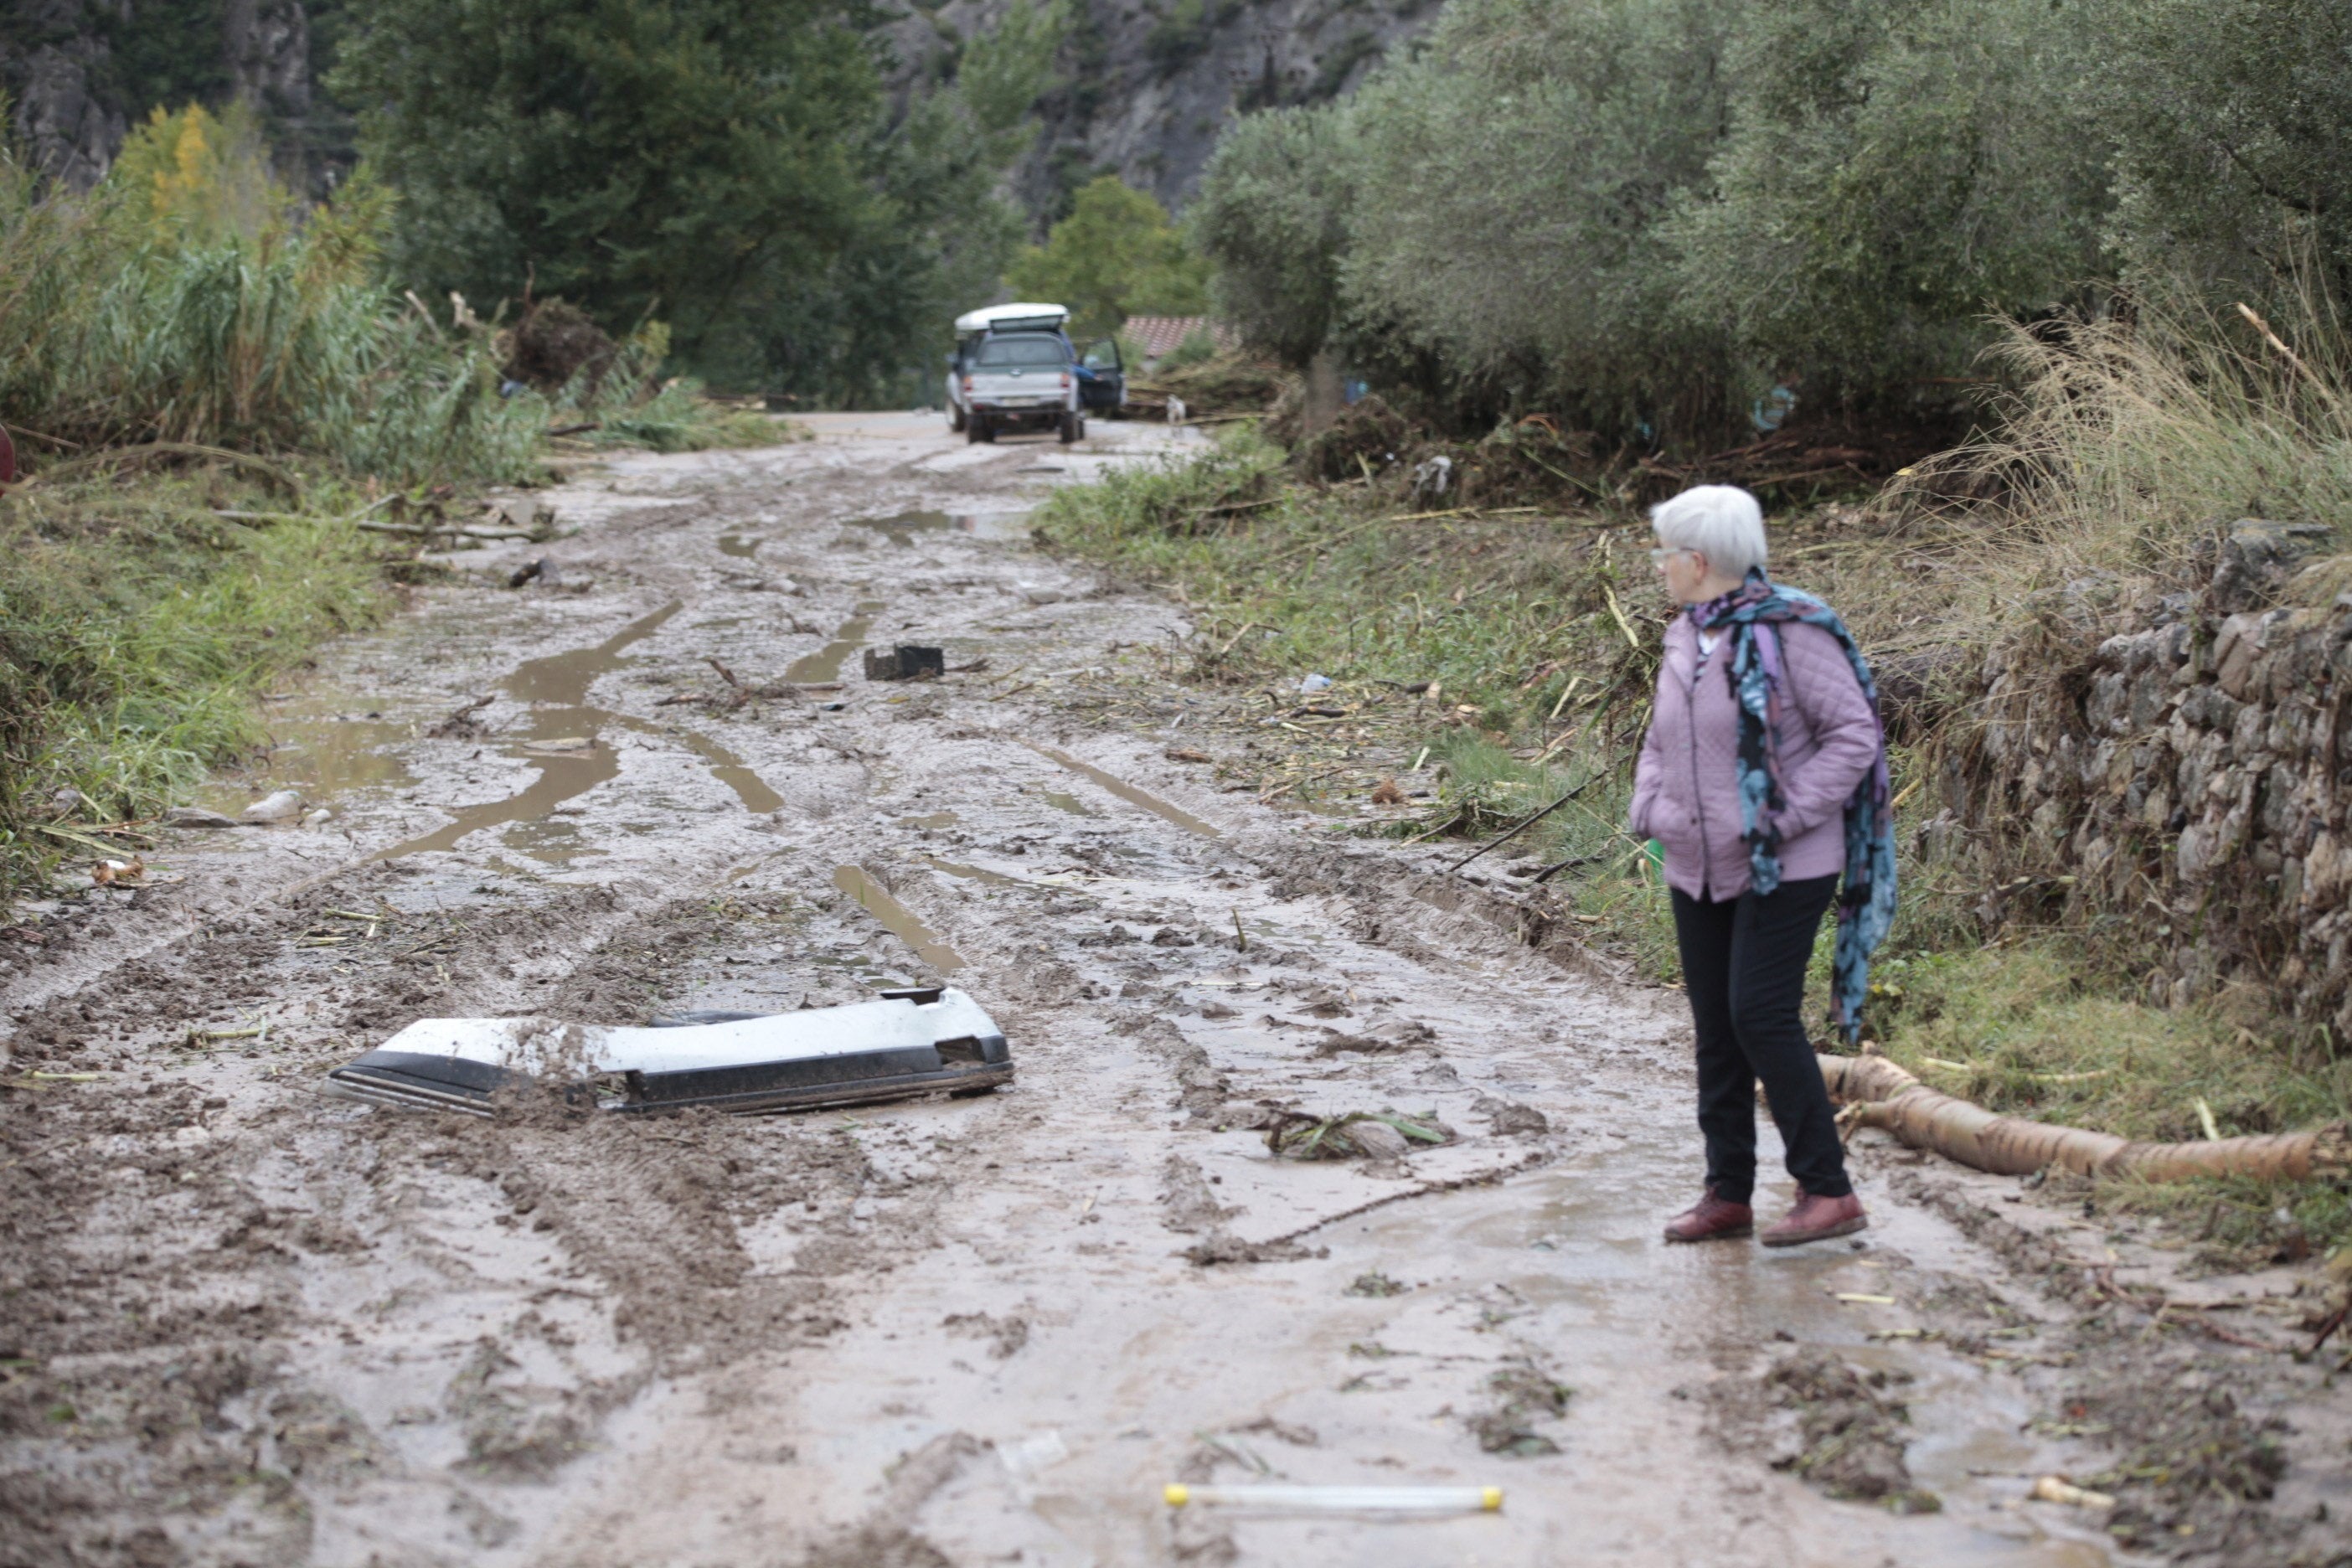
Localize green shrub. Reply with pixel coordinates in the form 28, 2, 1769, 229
1194, 0, 2352, 442
1192, 106, 1354, 369
585, 379, 784, 452
2099, 0, 2352, 312
1668, 0, 2112, 405
0, 132, 540, 487
1003, 176, 1210, 341
1336, 0, 1743, 437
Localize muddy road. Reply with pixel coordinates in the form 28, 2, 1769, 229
4, 414, 2345, 1567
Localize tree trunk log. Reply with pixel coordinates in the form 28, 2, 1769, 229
1818, 1053, 2352, 1182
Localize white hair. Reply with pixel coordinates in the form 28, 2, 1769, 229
1649, 485, 1767, 579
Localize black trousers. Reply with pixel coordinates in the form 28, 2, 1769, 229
1669, 873, 1851, 1204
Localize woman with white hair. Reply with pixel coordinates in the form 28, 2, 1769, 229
1629, 485, 1897, 1247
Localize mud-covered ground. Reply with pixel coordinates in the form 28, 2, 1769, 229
3, 413, 2348, 1567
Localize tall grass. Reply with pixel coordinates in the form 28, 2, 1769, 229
0, 473, 389, 893
0, 110, 536, 898
0, 111, 796, 900
1886, 286, 2352, 587
0, 116, 541, 486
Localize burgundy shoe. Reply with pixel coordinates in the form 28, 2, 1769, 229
1761, 1189, 1868, 1247
1663, 1187, 1753, 1243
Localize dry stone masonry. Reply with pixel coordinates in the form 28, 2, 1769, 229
1961, 521, 2352, 1034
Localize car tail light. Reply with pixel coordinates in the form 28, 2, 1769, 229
1060, 373, 1071, 390
962, 377, 973, 395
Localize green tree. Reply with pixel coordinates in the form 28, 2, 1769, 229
1669, 0, 2112, 405
2097, 0, 2352, 310
750, 0, 1065, 401
1003, 175, 1210, 339
1192, 105, 1353, 368
957, 0, 1067, 167
335, 0, 881, 386
1336, 0, 1743, 436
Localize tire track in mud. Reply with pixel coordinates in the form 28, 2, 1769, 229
9, 416, 2301, 1568
0, 849, 979, 1561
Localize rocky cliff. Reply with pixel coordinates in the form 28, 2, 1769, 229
8, 0, 1424, 212
2, 0, 319, 188
884, 0, 1441, 219
8, 0, 1421, 211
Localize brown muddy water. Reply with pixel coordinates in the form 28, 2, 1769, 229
6, 413, 2334, 1568
784, 600, 886, 685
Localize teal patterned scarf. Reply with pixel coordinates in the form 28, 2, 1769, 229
1691, 569, 1897, 1042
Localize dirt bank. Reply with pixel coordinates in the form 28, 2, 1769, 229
3, 414, 2344, 1567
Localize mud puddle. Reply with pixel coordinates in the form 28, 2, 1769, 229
377, 602, 679, 861
833, 864, 966, 974
197, 691, 417, 814
1029, 742, 1223, 838
674, 730, 786, 814
786, 600, 886, 684
848, 508, 1032, 545
924, 855, 1028, 889
378, 601, 785, 860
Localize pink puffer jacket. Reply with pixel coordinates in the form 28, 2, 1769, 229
1628, 613, 1880, 901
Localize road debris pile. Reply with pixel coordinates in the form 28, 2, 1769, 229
1465, 1360, 1573, 1457
864, 644, 946, 681
1764, 1351, 1941, 1514
1262, 1108, 1452, 1163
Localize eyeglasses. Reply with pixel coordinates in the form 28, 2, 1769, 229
1648, 546, 1695, 565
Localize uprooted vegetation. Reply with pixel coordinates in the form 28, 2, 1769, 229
1039, 285, 2352, 1242
0, 468, 392, 898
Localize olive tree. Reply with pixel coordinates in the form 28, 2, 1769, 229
1333, 0, 1745, 437
1668, 0, 2112, 404
2097, 0, 2352, 311
1191, 105, 1354, 369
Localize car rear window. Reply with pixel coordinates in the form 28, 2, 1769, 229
975, 335, 1066, 368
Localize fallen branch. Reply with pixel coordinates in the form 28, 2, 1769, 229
354, 518, 537, 543
1447, 780, 1591, 873
1247, 1150, 1551, 1249
1400, 807, 1467, 845
1822, 1053, 2352, 1181
1210, 620, 1281, 658
10, 426, 82, 451
43, 441, 300, 496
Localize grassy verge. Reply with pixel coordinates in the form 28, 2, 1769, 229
0, 469, 394, 896
1031, 426, 1685, 978
1039, 408, 2352, 1256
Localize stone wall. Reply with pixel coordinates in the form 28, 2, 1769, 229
1959, 521, 2352, 1034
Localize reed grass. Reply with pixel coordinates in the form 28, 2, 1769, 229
0, 149, 544, 486
0, 114, 788, 899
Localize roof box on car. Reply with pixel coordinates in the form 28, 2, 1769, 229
954, 302, 1069, 336
323, 987, 1012, 1117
